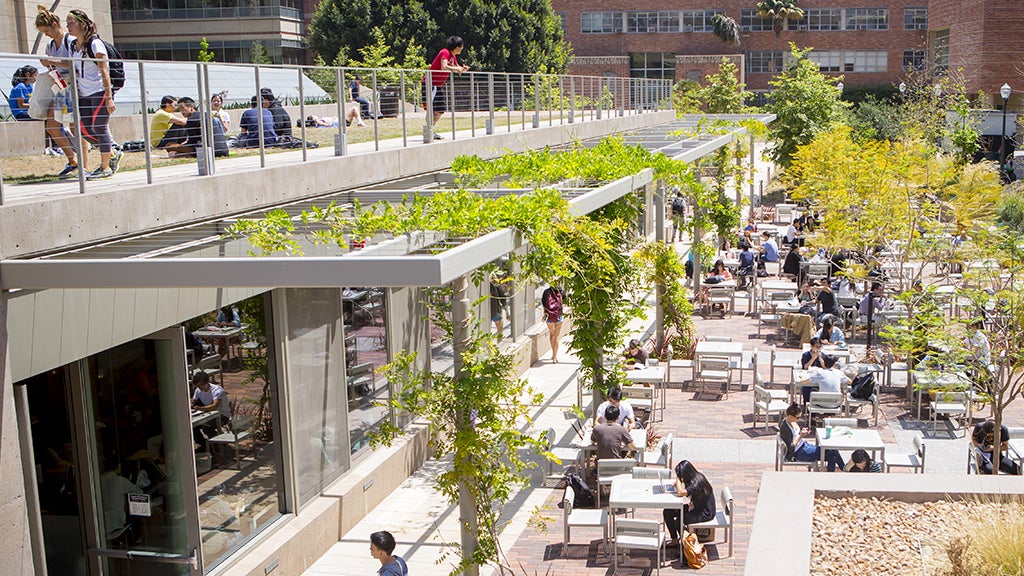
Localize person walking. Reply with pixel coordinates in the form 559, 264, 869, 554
422, 36, 469, 139
370, 531, 408, 576
541, 284, 564, 364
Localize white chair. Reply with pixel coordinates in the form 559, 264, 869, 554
775, 435, 815, 471
822, 417, 858, 428
706, 285, 736, 317
696, 356, 732, 399
687, 486, 735, 557
807, 392, 844, 427
705, 336, 733, 342
883, 434, 926, 473
641, 433, 672, 469
806, 261, 830, 282
195, 354, 223, 385
754, 384, 788, 429
732, 347, 759, 383
544, 428, 582, 479
669, 358, 695, 389
563, 485, 608, 557
929, 391, 969, 436
632, 467, 672, 480
613, 519, 665, 576
622, 384, 657, 424
208, 400, 253, 469
843, 380, 879, 427
596, 458, 636, 508
769, 344, 797, 386
754, 371, 788, 402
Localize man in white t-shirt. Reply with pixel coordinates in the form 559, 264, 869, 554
594, 387, 636, 429
808, 366, 849, 394
191, 371, 230, 452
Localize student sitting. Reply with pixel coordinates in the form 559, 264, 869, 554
159, 97, 229, 158
237, 94, 278, 148
150, 95, 186, 148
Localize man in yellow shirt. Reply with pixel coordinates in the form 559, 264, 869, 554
149, 95, 186, 148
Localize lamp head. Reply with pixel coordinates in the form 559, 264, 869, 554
1001, 83, 1012, 101
837, 82, 844, 93
899, 82, 906, 93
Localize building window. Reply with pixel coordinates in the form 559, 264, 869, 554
902, 49, 925, 72
582, 11, 623, 34
686, 69, 701, 81
746, 50, 784, 74
809, 50, 842, 73
556, 12, 566, 32
931, 29, 949, 76
740, 9, 774, 31
629, 52, 676, 79
681, 10, 723, 32
626, 11, 680, 33
904, 7, 927, 30
843, 50, 887, 73
792, 8, 842, 31
845, 8, 889, 31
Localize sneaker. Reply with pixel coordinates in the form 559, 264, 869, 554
109, 149, 124, 175
44, 147, 57, 156
86, 167, 113, 180
433, 133, 444, 140
357, 120, 366, 127
56, 164, 80, 179
53, 147, 65, 156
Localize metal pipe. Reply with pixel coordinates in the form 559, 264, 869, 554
298, 66, 307, 161
506, 75, 511, 132
340, 68, 349, 154
68, 54, 87, 193
450, 73, 456, 139
568, 76, 574, 124
334, 66, 344, 156
138, 61, 153, 184
255, 65, 265, 168
487, 73, 495, 135
371, 68, 380, 151
424, 70, 434, 143
558, 77, 564, 124
400, 70, 407, 147
470, 72, 476, 137
203, 62, 216, 175
195, 63, 209, 176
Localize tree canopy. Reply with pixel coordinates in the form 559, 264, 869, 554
308, 0, 570, 73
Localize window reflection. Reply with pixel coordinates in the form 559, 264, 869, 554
343, 287, 389, 459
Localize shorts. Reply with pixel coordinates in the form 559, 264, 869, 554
423, 84, 448, 114
545, 313, 563, 324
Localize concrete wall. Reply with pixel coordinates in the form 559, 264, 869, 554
0, 110, 676, 258
0, 297, 33, 576
1, 0, 111, 54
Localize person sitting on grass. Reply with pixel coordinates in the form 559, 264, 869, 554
159, 97, 228, 158
150, 95, 186, 148
779, 402, 844, 472
237, 94, 277, 148
847, 449, 882, 473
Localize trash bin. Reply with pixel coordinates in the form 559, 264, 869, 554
377, 86, 400, 118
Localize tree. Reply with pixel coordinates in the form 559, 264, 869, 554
671, 58, 752, 115
308, 0, 569, 73
197, 37, 215, 62
766, 44, 849, 166
756, 0, 805, 38
249, 41, 272, 65
711, 13, 741, 46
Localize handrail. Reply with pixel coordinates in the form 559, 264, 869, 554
0, 51, 674, 205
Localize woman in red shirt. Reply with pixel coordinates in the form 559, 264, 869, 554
423, 36, 469, 138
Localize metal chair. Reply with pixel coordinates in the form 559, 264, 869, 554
807, 392, 844, 427
596, 458, 635, 508
686, 486, 735, 557
806, 261, 830, 283
883, 434, 925, 473
632, 467, 672, 480
695, 356, 732, 399
641, 432, 672, 469
706, 285, 736, 317
622, 384, 657, 424
822, 417, 858, 428
843, 379, 880, 427
754, 384, 788, 429
929, 391, 969, 436
754, 371, 788, 402
544, 428, 582, 479
207, 400, 253, 469
775, 435, 816, 471
613, 519, 665, 576
562, 485, 608, 557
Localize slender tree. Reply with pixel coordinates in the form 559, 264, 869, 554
711, 13, 741, 46
755, 0, 805, 38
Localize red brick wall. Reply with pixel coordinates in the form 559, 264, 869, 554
928, 0, 1024, 105
554, 0, 928, 91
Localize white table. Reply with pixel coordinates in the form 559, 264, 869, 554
608, 478, 690, 557
625, 365, 667, 413
191, 410, 220, 428
760, 280, 798, 293
574, 424, 647, 465
193, 324, 247, 370
815, 427, 885, 470
1009, 439, 1024, 469
695, 341, 745, 384
801, 343, 851, 365
911, 371, 969, 419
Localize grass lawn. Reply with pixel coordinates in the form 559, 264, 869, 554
2, 112, 568, 184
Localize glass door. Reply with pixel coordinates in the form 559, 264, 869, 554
78, 327, 203, 575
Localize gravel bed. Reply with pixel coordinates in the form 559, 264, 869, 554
811, 496, 1022, 576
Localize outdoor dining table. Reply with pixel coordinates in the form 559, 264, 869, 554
625, 364, 667, 412
191, 410, 220, 428
608, 478, 690, 558
572, 423, 647, 468
193, 324, 247, 371
815, 427, 884, 470
801, 343, 852, 365
695, 341, 744, 383
760, 280, 798, 294
911, 371, 969, 419
1008, 439, 1024, 469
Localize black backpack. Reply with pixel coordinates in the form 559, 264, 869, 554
85, 37, 125, 93
850, 373, 876, 400
565, 472, 594, 508
671, 197, 685, 215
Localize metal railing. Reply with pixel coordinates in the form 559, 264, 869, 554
0, 52, 674, 205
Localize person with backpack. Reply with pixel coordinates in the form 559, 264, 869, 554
34, 5, 81, 177
66, 9, 123, 179
670, 188, 686, 242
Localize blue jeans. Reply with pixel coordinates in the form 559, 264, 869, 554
794, 441, 844, 472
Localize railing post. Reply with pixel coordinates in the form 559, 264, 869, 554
0, 161, 5, 205
620, 77, 625, 117
520, 74, 526, 130
371, 68, 380, 151
558, 77, 564, 125
255, 65, 265, 167
68, 54, 87, 193
423, 70, 433, 143
486, 73, 494, 135
195, 63, 211, 176
400, 70, 407, 148
298, 66, 308, 161
532, 75, 540, 128
506, 75, 512, 132
138, 61, 153, 184
568, 76, 574, 124
339, 66, 352, 155
470, 72, 476, 137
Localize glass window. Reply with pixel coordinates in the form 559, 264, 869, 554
843, 50, 888, 73
904, 7, 928, 30
555, 12, 566, 32
740, 9, 774, 31
629, 52, 675, 79
802, 8, 842, 31
681, 10, 723, 32
342, 287, 389, 460
582, 11, 623, 34
809, 50, 841, 73
845, 8, 889, 31
931, 29, 949, 76
625, 11, 680, 33
746, 51, 784, 74
903, 49, 926, 72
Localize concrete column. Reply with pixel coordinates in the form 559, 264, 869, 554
0, 295, 34, 575
450, 275, 479, 576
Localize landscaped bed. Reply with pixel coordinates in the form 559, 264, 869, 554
812, 495, 1024, 576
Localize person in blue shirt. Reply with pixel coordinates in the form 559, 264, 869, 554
237, 94, 278, 147
759, 231, 779, 263
215, 306, 241, 327
370, 531, 408, 576
9, 65, 38, 120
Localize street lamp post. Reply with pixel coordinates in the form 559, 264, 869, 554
899, 82, 906, 96
1000, 83, 1012, 180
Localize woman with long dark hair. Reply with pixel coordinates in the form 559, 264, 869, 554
663, 459, 715, 547
66, 9, 122, 179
